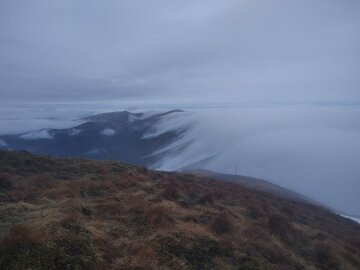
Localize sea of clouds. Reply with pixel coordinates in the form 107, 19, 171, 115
147, 106, 360, 215
1, 104, 359, 215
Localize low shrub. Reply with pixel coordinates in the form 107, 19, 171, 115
162, 185, 179, 201
0, 224, 52, 269
198, 193, 214, 205
268, 214, 291, 236
51, 222, 100, 270
246, 204, 263, 220
139, 166, 149, 175
157, 233, 233, 269
81, 204, 93, 216
0, 217, 98, 268
146, 204, 174, 230
211, 213, 233, 235
237, 255, 265, 270
29, 174, 54, 188
0, 173, 14, 190
313, 241, 340, 269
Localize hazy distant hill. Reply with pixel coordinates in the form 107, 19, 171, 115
0, 110, 184, 166
0, 150, 359, 269
188, 169, 321, 204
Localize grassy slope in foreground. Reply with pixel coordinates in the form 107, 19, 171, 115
0, 150, 359, 270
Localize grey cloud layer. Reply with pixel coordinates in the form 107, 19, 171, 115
0, 104, 359, 215
1, 0, 359, 104
151, 107, 360, 215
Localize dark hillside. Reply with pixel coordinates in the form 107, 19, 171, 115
0, 150, 359, 269
189, 169, 321, 205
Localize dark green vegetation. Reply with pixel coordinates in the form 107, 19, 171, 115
0, 150, 359, 269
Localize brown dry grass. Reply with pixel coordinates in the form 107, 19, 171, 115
0, 150, 359, 269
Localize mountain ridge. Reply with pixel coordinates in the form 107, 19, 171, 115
186, 169, 320, 204
0, 110, 185, 166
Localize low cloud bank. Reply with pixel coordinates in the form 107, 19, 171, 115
0, 104, 359, 215
20, 129, 53, 140
0, 139, 8, 147
151, 106, 360, 215
0, 105, 87, 135
101, 128, 116, 136
341, 215, 360, 224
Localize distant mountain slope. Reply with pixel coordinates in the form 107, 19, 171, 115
0, 150, 359, 269
188, 169, 321, 205
341, 214, 360, 224
0, 110, 184, 166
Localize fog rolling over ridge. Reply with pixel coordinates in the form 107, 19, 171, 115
148, 106, 360, 216
0, 105, 359, 216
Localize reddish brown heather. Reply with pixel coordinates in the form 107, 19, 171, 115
0, 150, 359, 270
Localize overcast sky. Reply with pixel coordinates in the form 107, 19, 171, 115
1, 0, 359, 105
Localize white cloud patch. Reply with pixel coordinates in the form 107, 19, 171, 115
0, 139, 8, 147
341, 215, 360, 224
69, 128, 82, 136
0, 105, 86, 135
128, 114, 141, 122
101, 128, 116, 136
20, 129, 53, 140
